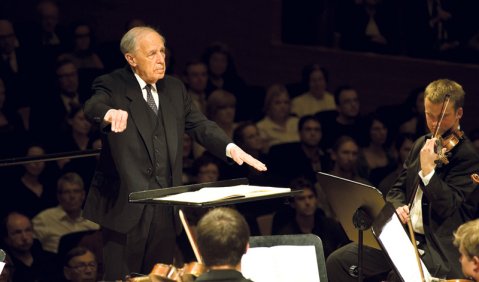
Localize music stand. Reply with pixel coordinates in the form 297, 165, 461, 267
317, 172, 386, 282
248, 234, 327, 282
371, 203, 433, 282
129, 178, 301, 207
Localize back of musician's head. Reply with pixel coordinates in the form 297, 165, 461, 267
454, 218, 479, 259
197, 207, 250, 267
424, 79, 465, 110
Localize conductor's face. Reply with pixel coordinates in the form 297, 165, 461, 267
127, 31, 166, 84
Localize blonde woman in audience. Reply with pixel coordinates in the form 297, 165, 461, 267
256, 84, 299, 152
194, 89, 237, 157
291, 64, 335, 117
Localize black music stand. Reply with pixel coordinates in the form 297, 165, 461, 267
129, 178, 301, 207
317, 172, 386, 282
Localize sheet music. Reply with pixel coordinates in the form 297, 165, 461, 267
153, 185, 291, 203
378, 214, 433, 282
241, 245, 320, 282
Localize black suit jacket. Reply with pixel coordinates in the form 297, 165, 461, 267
83, 66, 231, 233
386, 134, 479, 278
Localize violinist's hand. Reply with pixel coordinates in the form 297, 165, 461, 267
420, 138, 443, 175
104, 109, 128, 133
396, 205, 410, 224
229, 145, 267, 172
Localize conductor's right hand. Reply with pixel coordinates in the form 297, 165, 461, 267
104, 109, 128, 132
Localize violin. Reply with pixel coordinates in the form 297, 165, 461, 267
432, 93, 464, 166
434, 128, 464, 166
129, 209, 206, 282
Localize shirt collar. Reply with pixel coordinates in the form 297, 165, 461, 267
133, 71, 157, 92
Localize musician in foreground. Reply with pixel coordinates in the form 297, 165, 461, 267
195, 207, 253, 282
327, 79, 479, 280
454, 219, 479, 281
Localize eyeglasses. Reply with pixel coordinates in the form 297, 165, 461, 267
69, 261, 97, 271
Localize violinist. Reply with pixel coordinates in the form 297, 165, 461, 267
195, 207, 253, 282
453, 219, 479, 281
327, 79, 479, 281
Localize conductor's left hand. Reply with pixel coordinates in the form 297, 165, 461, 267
229, 145, 267, 172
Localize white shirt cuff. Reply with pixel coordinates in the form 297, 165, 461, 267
226, 143, 237, 158
418, 169, 435, 186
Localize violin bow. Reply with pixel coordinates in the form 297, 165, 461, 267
179, 209, 204, 264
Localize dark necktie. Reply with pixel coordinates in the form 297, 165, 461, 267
145, 84, 158, 114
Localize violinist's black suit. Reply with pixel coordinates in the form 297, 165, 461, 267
326, 134, 479, 281
387, 134, 479, 278
83, 66, 231, 279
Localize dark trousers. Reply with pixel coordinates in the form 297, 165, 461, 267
326, 242, 391, 282
101, 205, 176, 280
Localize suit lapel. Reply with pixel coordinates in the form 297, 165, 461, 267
124, 70, 156, 164
157, 79, 178, 169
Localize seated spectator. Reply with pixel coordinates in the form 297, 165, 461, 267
194, 89, 237, 157
227, 121, 268, 182
59, 21, 104, 70
378, 133, 414, 196
183, 59, 208, 114
256, 84, 299, 152
329, 136, 370, 184
4, 143, 57, 219
453, 219, 479, 281
32, 172, 99, 254
358, 115, 396, 186
1, 212, 55, 282
317, 85, 362, 151
291, 64, 335, 117
267, 115, 328, 187
63, 246, 98, 282
272, 177, 349, 258
195, 207, 253, 282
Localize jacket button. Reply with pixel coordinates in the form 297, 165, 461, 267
146, 168, 152, 175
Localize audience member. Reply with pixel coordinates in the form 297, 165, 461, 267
1, 212, 55, 282
227, 121, 268, 182
256, 84, 299, 152
63, 246, 98, 282
272, 177, 349, 258
329, 136, 369, 184
30, 58, 86, 145
377, 133, 415, 196
59, 21, 104, 70
291, 64, 335, 117
195, 207, 253, 282
57, 105, 97, 187
32, 172, 99, 254
267, 115, 328, 187
201, 42, 246, 101
194, 89, 237, 157
184, 59, 208, 114
453, 219, 479, 281
358, 114, 396, 186
398, 86, 427, 138
5, 144, 57, 219
182, 133, 196, 184
317, 85, 362, 151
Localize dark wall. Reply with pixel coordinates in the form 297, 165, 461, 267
5, 0, 479, 130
